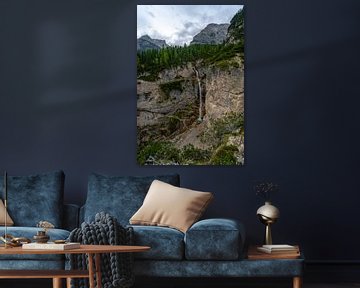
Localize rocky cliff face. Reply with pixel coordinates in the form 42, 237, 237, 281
137, 35, 168, 51
204, 64, 244, 122
190, 23, 230, 45
137, 59, 244, 164
226, 9, 244, 44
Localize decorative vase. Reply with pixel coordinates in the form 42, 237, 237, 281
33, 231, 50, 243
256, 201, 280, 245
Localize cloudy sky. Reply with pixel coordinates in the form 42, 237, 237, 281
137, 5, 243, 46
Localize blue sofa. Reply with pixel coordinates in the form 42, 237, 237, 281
81, 173, 304, 283
0, 171, 303, 287
0, 171, 79, 270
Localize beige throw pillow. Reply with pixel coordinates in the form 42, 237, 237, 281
0, 199, 14, 226
130, 180, 213, 233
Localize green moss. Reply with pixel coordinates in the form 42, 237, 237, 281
137, 113, 244, 165
214, 60, 230, 70
213, 112, 244, 137
137, 141, 180, 165
214, 60, 240, 70
180, 144, 211, 164
205, 42, 244, 66
210, 145, 238, 165
166, 115, 181, 134
201, 112, 244, 146
138, 74, 159, 82
159, 80, 184, 101
137, 141, 214, 165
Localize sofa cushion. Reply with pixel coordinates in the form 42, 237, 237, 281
84, 173, 180, 225
0, 199, 14, 226
130, 225, 184, 260
0, 227, 70, 261
133, 258, 304, 277
0, 260, 65, 270
130, 180, 213, 233
184, 218, 245, 260
0, 171, 65, 227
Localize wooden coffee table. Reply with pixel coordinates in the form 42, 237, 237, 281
0, 244, 150, 288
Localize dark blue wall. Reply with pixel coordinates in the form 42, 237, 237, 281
1, 0, 360, 262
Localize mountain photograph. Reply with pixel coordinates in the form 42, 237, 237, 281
137, 5, 244, 165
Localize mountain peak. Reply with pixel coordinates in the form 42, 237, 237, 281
140, 35, 152, 40
137, 35, 168, 51
190, 23, 230, 45
226, 9, 244, 44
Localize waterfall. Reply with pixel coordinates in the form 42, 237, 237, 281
193, 67, 203, 122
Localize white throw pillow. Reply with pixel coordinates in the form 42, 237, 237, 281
130, 180, 213, 233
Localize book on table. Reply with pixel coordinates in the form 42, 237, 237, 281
22, 242, 80, 250
248, 245, 300, 260
256, 244, 299, 254
247, 245, 301, 260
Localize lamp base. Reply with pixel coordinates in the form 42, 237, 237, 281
265, 223, 272, 245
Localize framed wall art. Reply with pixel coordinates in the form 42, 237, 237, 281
137, 5, 244, 166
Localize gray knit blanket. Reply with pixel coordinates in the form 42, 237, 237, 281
68, 212, 134, 288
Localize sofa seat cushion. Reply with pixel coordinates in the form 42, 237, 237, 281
84, 174, 180, 226
0, 170, 65, 227
184, 218, 245, 260
134, 258, 304, 277
0, 227, 70, 261
130, 225, 184, 260
0, 260, 64, 270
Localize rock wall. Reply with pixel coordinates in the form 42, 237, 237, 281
203, 64, 244, 123
137, 60, 244, 165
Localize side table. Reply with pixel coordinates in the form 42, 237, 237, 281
247, 245, 304, 288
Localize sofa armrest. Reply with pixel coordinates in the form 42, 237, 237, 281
184, 218, 245, 260
63, 204, 80, 231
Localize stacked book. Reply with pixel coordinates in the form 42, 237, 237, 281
22, 242, 80, 250
257, 244, 299, 254
248, 244, 300, 260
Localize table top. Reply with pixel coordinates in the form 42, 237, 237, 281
0, 245, 150, 255
247, 245, 301, 260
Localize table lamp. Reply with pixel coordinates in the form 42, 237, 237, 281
256, 201, 280, 245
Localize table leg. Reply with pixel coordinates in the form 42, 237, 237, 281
88, 253, 95, 288
95, 253, 102, 288
66, 277, 72, 288
293, 276, 302, 288
52, 278, 62, 288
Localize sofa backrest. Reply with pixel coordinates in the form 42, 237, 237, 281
0, 170, 65, 228
63, 203, 80, 231
82, 173, 180, 226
